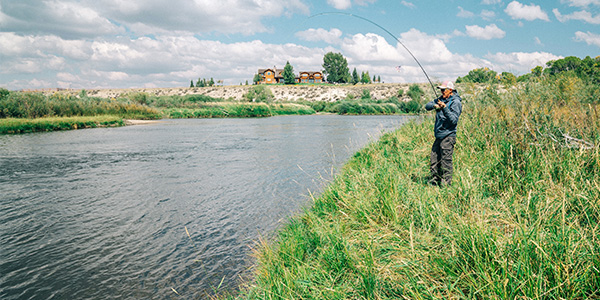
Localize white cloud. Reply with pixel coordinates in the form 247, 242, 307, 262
505, 1, 550, 21
327, 0, 352, 9
355, 0, 377, 6
401, 1, 416, 9
534, 36, 544, 46
574, 31, 600, 47
481, 10, 496, 20
457, 6, 475, 18
482, 0, 503, 4
465, 24, 506, 40
553, 9, 600, 24
561, 0, 600, 7
296, 28, 343, 44
0, 0, 310, 38
486, 52, 563, 73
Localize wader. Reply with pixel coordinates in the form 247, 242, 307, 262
430, 135, 456, 186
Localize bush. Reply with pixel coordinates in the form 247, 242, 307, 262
407, 84, 424, 102
244, 85, 274, 103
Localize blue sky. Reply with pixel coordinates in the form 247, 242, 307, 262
0, 0, 599, 90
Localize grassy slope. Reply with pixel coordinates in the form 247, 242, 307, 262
228, 78, 599, 299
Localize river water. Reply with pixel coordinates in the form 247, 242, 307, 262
0, 115, 414, 299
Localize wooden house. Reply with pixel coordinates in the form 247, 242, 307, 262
257, 67, 323, 84
298, 71, 323, 84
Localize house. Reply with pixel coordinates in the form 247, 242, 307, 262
298, 71, 323, 84
257, 67, 323, 84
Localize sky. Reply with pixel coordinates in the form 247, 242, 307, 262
0, 0, 599, 90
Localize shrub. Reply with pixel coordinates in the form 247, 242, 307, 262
407, 84, 424, 102
244, 85, 274, 103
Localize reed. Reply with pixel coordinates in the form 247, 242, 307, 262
222, 75, 599, 299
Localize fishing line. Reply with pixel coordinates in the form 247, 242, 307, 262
307, 12, 439, 96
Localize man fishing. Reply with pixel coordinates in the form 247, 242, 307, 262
425, 81, 462, 187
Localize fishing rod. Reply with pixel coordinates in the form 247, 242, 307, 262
308, 12, 439, 97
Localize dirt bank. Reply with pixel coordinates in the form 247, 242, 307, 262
51, 83, 419, 102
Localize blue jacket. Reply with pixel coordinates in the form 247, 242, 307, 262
425, 92, 462, 139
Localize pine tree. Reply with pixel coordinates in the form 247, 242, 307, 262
352, 68, 359, 85
190, 80, 194, 88
283, 61, 295, 85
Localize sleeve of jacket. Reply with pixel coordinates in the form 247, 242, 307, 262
424, 98, 439, 111
441, 96, 462, 126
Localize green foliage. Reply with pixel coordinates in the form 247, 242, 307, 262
231, 76, 600, 299
361, 71, 371, 84
0, 88, 9, 100
0, 115, 125, 134
164, 103, 314, 118
406, 84, 424, 102
196, 78, 215, 87
322, 52, 350, 83
283, 61, 296, 85
456, 67, 498, 83
361, 89, 371, 100
352, 68, 359, 85
125, 92, 149, 105
253, 73, 261, 84
500, 71, 517, 86
0, 92, 160, 119
243, 85, 274, 103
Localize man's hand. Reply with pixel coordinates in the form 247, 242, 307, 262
436, 100, 446, 109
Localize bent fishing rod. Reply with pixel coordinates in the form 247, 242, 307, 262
308, 12, 439, 97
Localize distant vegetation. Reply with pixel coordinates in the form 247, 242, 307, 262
457, 55, 600, 85
0, 90, 160, 120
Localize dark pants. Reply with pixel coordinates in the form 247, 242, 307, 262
430, 135, 456, 186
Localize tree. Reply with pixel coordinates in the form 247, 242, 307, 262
373, 75, 376, 82
253, 73, 262, 85
209, 78, 215, 86
456, 67, 498, 83
500, 72, 517, 86
378, 75, 381, 83
361, 71, 371, 84
190, 80, 194, 88
531, 66, 543, 77
352, 68, 359, 85
283, 61, 296, 85
322, 52, 350, 83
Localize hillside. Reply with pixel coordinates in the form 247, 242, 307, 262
49, 83, 417, 102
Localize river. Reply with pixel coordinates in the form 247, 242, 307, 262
0, 115, 414, 299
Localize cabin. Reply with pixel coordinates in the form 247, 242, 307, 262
257, 67, 323, 84
298, 71, 323, 84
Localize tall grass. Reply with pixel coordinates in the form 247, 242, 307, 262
0, 115, 125, 134
0, 92, 161, 119
163, 103, 315, 118
223, 76, 599, 299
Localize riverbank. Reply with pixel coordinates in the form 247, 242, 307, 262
224, 78, 599, 299
0, 116, 125, 134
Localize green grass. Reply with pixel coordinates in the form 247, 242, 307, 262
163, 103, 315, 118
0, 115, 125, 134
217, 76, 599, 299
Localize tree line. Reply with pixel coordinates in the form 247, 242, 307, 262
456, 56, 600, 85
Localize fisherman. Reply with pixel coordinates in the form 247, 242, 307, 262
425, 81, 462, 187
